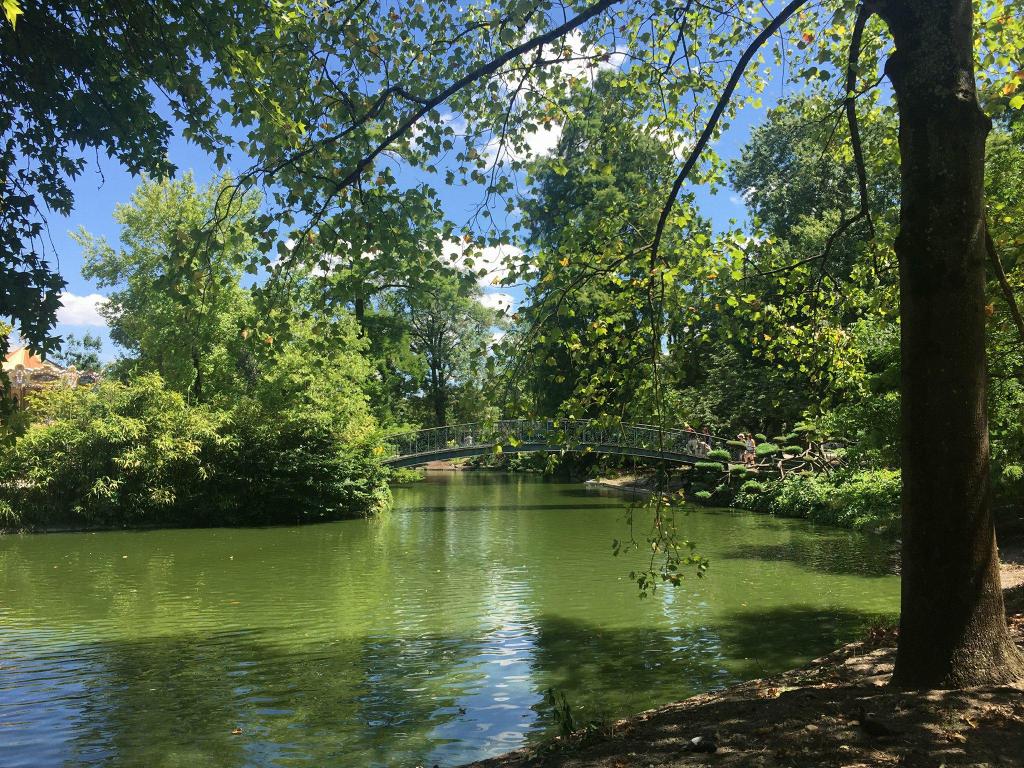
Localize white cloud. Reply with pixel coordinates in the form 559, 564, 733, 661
478, 292, 516, 313
57, 292, 108, 326
441, 241, 525, 286
483, 30, 624, 166
486, 121, 564, 165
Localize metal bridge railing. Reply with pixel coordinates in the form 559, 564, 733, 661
384, 419, 746, 464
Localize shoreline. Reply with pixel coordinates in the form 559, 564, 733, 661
468, 584, 1024, 768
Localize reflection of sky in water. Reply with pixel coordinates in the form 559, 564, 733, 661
0, 475, 899, 767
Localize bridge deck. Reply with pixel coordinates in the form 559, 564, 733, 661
383, 420, 743, 468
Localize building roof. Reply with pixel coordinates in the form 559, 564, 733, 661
3, 346, 52, 372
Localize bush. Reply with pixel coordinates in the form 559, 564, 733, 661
0, 375, 222, 528
733, 479, 773, 513
740, 479, 765, 494
782, 445, 804, 455
707, 449, 731, 461
208, 401, 391, 525
830, 469, 901, 534
0, 376, 390, 530
736, 469, 901, 535
754, 442, 780, 457
694, 460, 726, 472
693, 490, 712, 501
0, 498, 20, 529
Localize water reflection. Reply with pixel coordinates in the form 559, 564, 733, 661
0, 474, 899, 767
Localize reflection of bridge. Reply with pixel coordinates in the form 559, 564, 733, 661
384, 420, 744, 468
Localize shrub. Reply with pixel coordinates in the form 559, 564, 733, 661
782, 445, 805, 455
693, 490, 712, 501
726, 439, 745, 448
707, 449, 731, 461
740, 479, 765, 494
0, 376, 390, 530
733, 479, 773, 513
754, 442, 780, 457
0, 375, 222, 528
208, 401, 391, 525
738, 469, 901, 535
0, 498, 20, 529
694, 460, 726, 472
754, 433, 767, 441
768, 473, 831, 521
830, 469, 901, 534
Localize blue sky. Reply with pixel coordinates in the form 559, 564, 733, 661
41, 84, 768, 362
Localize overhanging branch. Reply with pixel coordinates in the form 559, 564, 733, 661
649, 0, 809, 268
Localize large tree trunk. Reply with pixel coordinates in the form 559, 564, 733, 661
879, 0, 1024, 687
430, 365, 447, 427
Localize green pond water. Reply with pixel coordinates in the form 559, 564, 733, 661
0, 473, 900, 767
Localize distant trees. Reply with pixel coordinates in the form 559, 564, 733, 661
386, 275, 497, 426
50, 332, 103, 372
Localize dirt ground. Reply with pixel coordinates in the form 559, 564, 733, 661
467, 556, 1024, 768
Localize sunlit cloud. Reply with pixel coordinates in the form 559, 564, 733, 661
57, 292, 108, 326
478, 291, 516, 313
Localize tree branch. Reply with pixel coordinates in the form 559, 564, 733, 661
649, 0, 809, 268
986, 224, 1024, 347
277, 0, 624, 196
845, 1, 874, 241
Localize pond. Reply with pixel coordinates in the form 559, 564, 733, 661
0, 473, 900, 767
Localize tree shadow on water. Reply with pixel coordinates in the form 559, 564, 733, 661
719, 535, 899, 577
716, 604, 897, 673
6, 608, 897, 768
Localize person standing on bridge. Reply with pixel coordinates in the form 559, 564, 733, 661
741, 433, 757, 466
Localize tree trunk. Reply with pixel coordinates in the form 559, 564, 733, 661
430, 365, 447, 427
354, 296, 366, 336
191, 348, 204, 404
878, 0, 1024, 687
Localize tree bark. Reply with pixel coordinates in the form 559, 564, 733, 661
878, 0, 1024, 687
191, 348, 204, 404
430, 364, 447, 427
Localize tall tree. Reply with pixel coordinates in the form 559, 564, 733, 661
75, 174, 260, 403
386, 275, 496, 426
875, 0, 1023, 687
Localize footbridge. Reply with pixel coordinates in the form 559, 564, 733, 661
383, 419, 744, 468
